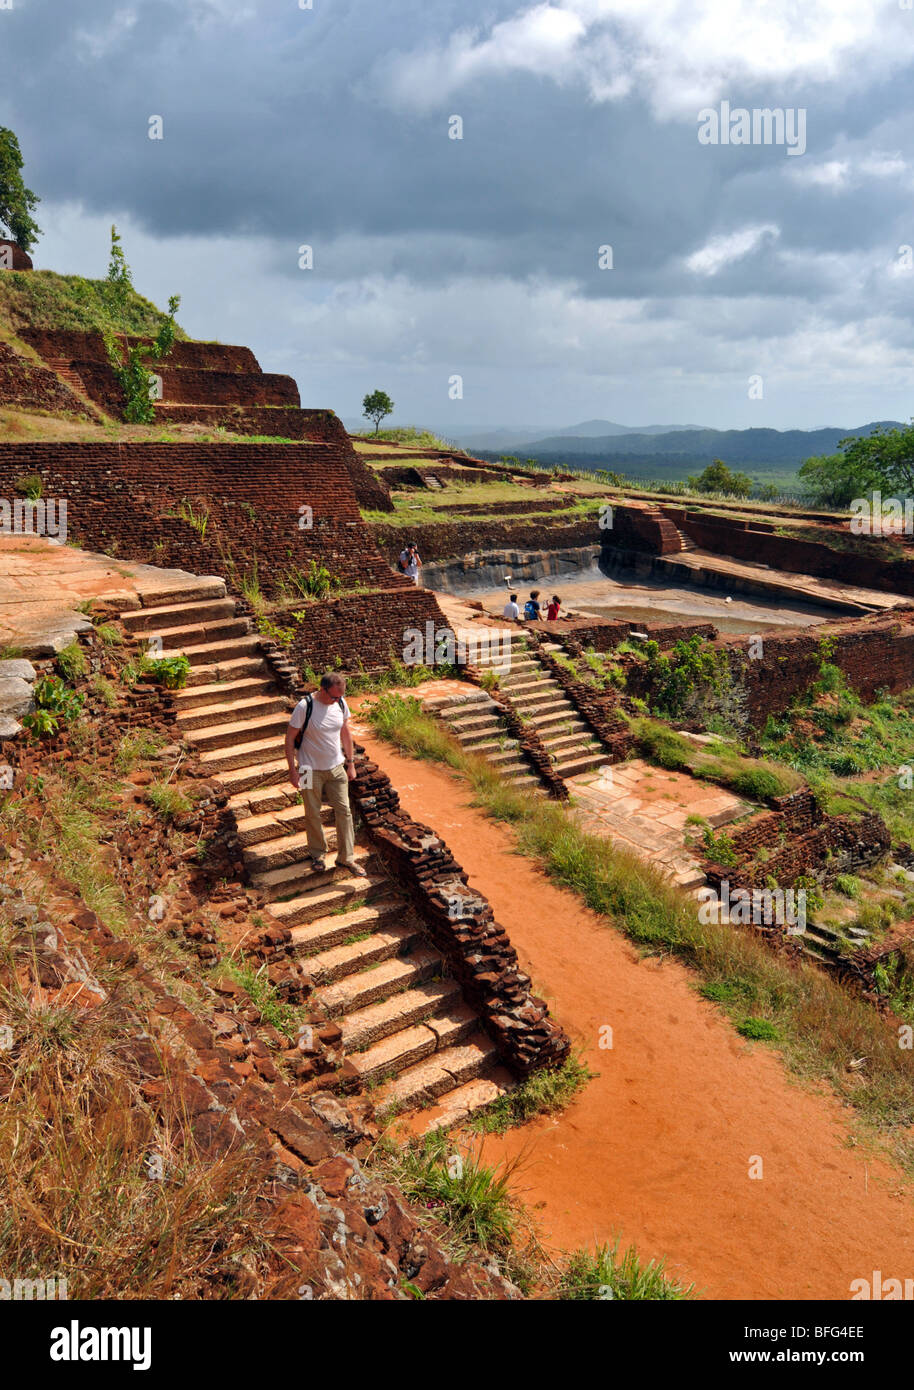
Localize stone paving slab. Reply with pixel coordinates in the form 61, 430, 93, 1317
568, 757, 750, 888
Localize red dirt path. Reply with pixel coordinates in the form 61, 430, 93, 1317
353, 719, 914, 1301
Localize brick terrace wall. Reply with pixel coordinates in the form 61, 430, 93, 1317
662, 506, 914, 598
286, 588, 446, 673
722, 611, 914, 727
557, 617, 719, 651
0, 342, 95, 416
0, 441, 406, 594
21, 329, 259, 373
68, 362, 300, 413
373, 516, 600, 563
349, 757, 571, 1076
154, 406, 395, 513
380, 464, 510, 488
0, 241, 32, 271
602, 504, 683, 556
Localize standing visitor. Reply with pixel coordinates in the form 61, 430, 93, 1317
284, 672, 366, 876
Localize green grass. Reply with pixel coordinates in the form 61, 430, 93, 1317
365, 694, 914, 1163
467, 1053, 592, 1135
56, 641, 87, 683
146, 782, 192, 820
761, 679, 914, 778
0, 268, 185, 338
631, 716, 803, 800
556, 1239, 694, 1300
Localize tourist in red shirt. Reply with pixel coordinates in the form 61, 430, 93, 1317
546, 595, 561, 621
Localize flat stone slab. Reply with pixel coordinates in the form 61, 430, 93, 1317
0, 659, 36, 681
0, 677, 34, 716
0, 714, 22, 739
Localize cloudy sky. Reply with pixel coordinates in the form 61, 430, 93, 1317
3, 0, 914, 432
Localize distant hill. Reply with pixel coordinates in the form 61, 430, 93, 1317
485, 422, 907, 481
440, 419, 710, 452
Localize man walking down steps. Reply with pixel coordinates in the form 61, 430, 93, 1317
285, 672, 367, 876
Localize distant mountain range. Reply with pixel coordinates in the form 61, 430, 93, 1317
473, 420, 906, 482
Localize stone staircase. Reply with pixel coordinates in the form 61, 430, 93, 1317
479, 631, 609, 781
118, 581, 513, 1130
424, 689, 544, 791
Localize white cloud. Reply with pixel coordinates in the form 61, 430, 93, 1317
382, 0, 914, 118
685, 225, 780, 276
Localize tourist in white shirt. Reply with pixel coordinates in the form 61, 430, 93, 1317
284, 672, 365, 876
503, 592, 521, 621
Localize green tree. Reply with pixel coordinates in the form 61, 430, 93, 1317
0, 127, 42, 252
362, 389, 394, 435
799, 423, 914, 508
105, 225, 133, 310
686, 458, 753, 498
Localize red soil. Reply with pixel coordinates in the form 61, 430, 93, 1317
353, 718, 914, 1301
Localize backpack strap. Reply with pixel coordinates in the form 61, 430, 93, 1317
293, 692, 314, 750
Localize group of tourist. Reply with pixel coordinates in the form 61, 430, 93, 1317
503, 588, 561, 622
397, 542, 422, 585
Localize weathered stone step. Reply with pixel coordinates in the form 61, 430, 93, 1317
177, 694, 288, 731
134, 576, 226, 608
306, 921, 424, 986
185, 656, 268, 687
199, 734, 287, 774
218, 757, 289, 796
147, 616, 251, 649
340, 978, 463, 1053
235, 800, 332, 846
174, 675, 276, 709
244, 823, 341, 873
553, 750, 609, 777
289, 896, 407, 957
266, 872, 389, 927
373, 1034, 500, 1115
446, 710, 500, 733
452, 722, 507, 747
536, 710, 588, 733
251, 845, 373, 899
165, 634, 263, 667
191, 709, 288, 752
122, 597, 237, 633
314, 945, 442, 1018
510, 695, 570, 717
345, 1005, 479, 1086
413, 1071, 514, 1134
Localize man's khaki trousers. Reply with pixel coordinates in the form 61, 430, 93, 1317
301, 762, 355, 864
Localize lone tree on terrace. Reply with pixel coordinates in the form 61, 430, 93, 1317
362, 389, 394, 435
687, 458, 753, 498
0, 127, 42, 253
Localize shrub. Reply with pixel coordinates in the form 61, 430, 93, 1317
737, 1017, 779, 1041
56, 641, 87, 683
139, 654, 190, 689
20, 674, 85, 738
557, 1239, 694, 1300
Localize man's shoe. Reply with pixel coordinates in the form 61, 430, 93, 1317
337, 860, 368, 877
307, 855, 326, 873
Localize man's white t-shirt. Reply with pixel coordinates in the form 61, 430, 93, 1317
503, 600, 520, 619
290, 695, 351, 772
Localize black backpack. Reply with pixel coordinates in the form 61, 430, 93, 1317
293, 693, 345, 750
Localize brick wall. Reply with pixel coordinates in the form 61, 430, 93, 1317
557, 617, 719, 651
0, 240, 32, 271
0, 342, 94, 416
601, 504, 683, 555
0, 441, 404, 593
373, 516, 600, 563
21, 329, 259, 373
67, 361, 300, 413
285, 588, 446, 672
662, 506, 914, 598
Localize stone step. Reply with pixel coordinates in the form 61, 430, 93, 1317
373, 1034, 500, 1116
185, 655, 268, 687
165, 634, 263, 667
235, 800, 332, 846
199, 734, 288, 774
553, 750, 610, 778
445, 709, 500, 732
177, 693, 289, 732
306, 921, 424, 986
289, 896, 407, 957
218, 756, 289, 796
174, 675, 277, 709
452, 722, 507, 747
122, 597, 237, 634
267, 872, 390, 927
500, 760, 537, 779
413, 1071, 514, 1134
192, 710, 289, 753
500, 675, 554, 695
144, 616, 251, 650
314, 945, 442, 1018
536, 710, 588, 733
251, 845, 373, 900
134, 576, 226, 608
340, 978, 463, 1053
510, 695, 569, 717
346, 1005, 479, 1086
428, 696, 492, 718
243, 823, 341, 873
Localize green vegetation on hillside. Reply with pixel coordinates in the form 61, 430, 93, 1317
799, 421, 914, 508
0, 267, 186, 339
